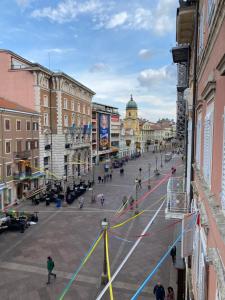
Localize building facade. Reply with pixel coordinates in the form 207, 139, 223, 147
0, 50, 94, 190
172, 0, 225, 299
0, 98, 40, 209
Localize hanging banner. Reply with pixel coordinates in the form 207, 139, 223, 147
99, 113, 110, 151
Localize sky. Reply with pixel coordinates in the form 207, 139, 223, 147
0, 0, 178, 121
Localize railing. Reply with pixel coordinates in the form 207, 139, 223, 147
165, 177, 188, 219
13, 171, 32, 180
13, 150, 31, 160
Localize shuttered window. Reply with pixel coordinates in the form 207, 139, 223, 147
203, 104, 214, 186
221, 109, 225, 210
196, 113, 202, 168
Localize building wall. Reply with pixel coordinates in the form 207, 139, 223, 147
0, 52, 35, 109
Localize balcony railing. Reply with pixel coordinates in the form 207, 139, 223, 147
165, 177, 188, 219
13, 171, 32, 180
13, 150, 31, 160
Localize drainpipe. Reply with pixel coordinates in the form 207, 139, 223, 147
190, 0, 199, 206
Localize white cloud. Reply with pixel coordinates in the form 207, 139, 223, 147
138, 49, 152, 60
43, 48, 75, 54
16, 0, 34, 8
138, 65, 176, 89
31, 0, 103, 23
89, 63, 109, 73
106, 11, 128, 29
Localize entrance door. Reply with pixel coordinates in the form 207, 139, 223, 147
17, 183, 23, 199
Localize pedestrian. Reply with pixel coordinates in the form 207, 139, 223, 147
98, 176, 101, 183
129, 196, 134, 210
170, 246, 176, 264
102, 177, 104, 183
46, 256, 56, 284
78, 197, 84, 209
138, 178, 142, 189
101, 194, 105, 207
166, 287, 175, 300
153, 282, 165, 300
109, 173, 112, 180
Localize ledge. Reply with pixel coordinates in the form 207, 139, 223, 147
201, 81, 216, 102
216, 53, 225, 76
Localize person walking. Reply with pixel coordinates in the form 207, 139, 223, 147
101, 194, 105, 207
98, 176, 101, 183
166, 287, 175, 300
170, 246, 176, 265
46, 256, 56, 284
109, 173, 112, 180
78, 197, 84, 209
153, 282, 165, 300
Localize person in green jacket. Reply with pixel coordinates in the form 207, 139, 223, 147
46, 256, 56, 284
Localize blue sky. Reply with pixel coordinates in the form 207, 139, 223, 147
0, 0, 178, 121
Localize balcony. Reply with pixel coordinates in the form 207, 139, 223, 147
13, 171, 32, 181
176, 1, 196, 44
13, 150, 31, 160
165, 177, 188, 219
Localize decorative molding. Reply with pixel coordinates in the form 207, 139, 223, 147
216, 53, 225, 76
201, 80, 216, 102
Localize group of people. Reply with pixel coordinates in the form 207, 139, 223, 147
98, 173, 112, 183
153, 282, 175, 300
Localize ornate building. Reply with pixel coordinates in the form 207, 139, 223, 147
124, 95, 139, 135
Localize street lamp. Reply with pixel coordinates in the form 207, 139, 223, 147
154, 156, 160, 176
148, 163, 151, 190
91, 163, 96, 203
134, 178, 139, 215
160, 153, 163, 168
101, 218, 109, 285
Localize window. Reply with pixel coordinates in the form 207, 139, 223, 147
44, 157, 49, 166
77, 102, 80, 112
44, 113, 49, 126
33, 122, 39, 130
64, 98, 68, 109
43, 95, 48, 107
33, 140, 39, 149
5, 141, 11, 154
34, 158, 39, 168
208, 0, 215, 24
71, 101, 75, 111
16, 140, 22, 152
64, 115, 68, 127
16, 120, 21, 131
83, 104, 86, 114
199, 8, 205, 55
203, 104, 214, 186
72, 113, 76, 125
26, 121, 31, 131
26, 141, 31, 150
4, 119, 10, 131
196, 113, 202, 168
6, 164, 11, 177
87, 106, 90, 116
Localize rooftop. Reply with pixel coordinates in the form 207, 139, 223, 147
0, 98, 38, 115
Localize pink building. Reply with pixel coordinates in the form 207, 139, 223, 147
172, 0, 225, 299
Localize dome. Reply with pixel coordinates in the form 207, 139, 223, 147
126, 95, 137, 109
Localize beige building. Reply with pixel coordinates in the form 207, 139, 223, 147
0, 50, 95, 190
0, 98, 40, 209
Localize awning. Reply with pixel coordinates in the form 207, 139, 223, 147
26, 187, 45, 199
0, 183, 7, 191
32, 171, 45, 179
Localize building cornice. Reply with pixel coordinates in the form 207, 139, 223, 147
216, 53, 225, 76
201, 81, 216, 102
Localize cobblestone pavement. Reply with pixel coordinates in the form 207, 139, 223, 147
0, 152, 183, 300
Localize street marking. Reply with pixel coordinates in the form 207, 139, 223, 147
0, 262, 152, 295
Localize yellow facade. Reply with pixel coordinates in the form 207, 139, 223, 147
124, 95, 139, 135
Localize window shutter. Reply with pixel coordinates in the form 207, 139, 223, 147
196, 113, 202, 168
203, 107, 214, 186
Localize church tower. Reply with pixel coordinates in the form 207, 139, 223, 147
124, 95, 139, 134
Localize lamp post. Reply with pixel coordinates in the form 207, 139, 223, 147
101, 218, 109, 285
63, 175, 67, 201
91, 163, 96, 203
160, 153, 163, 168
135, 178, 139, 215
154, 156, 160, 176
148, 163, 151, 190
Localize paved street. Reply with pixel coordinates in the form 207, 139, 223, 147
0, 151, 183, 300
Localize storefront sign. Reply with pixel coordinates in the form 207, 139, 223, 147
99, 113, 110, 151
111, 114, 119, 122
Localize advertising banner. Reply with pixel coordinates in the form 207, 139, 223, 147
99, 113, 110, 151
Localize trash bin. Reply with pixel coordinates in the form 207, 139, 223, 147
56, 198, 61, 208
